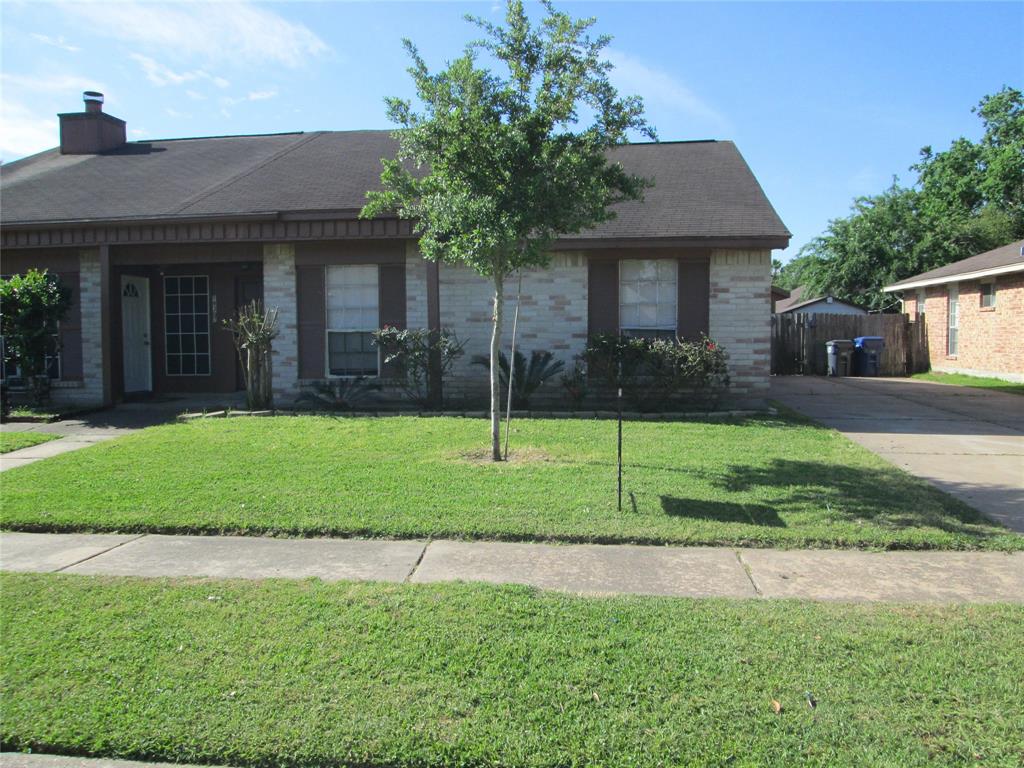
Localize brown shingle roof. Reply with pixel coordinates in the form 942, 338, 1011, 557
884, 240, 1024, 290
1, 131, 790, 245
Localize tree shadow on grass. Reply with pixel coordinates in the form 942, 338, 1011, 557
715, 458, 1009, 539
660, 497, 785, 527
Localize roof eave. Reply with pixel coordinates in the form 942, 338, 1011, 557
883, 262, 1024, 292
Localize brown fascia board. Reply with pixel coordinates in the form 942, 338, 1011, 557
2, 210, 790, 252
552, 235, 791, 250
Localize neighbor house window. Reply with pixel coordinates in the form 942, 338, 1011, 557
980, 281, 996, 309
164, 275, 210, 376
915, 288, 926, 319
326, 265, 379, 377
619, 259, 677, 339
947, 283, 959, 356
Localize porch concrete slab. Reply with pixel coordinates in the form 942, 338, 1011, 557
411, 539, 756, 597
0, 532, 139, 573
64, 534, 427, 583
739, 549, 1024, 603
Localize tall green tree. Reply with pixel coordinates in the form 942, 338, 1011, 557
363, 0, 653, 460
790, 87, 1023, 311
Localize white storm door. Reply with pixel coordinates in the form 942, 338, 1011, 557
121, 275, 152, 392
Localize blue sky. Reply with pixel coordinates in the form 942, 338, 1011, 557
1, 1, 1021, 258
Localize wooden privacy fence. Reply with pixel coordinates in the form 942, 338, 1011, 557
771, 313, 929, 376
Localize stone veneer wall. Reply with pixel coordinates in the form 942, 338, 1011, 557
50, 248, 105, 407
436, 252, 589, 404
708, 249, 772, 397
263, 243, 300, 401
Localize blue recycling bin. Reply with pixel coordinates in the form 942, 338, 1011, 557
852, 336, 884, 376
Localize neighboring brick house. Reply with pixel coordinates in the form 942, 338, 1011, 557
0, 93, 790, 408
884, 240, 1024, 382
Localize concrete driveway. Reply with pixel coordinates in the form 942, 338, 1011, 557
771, 376, 1024, 532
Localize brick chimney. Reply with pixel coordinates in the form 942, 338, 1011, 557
58, 91, 126, 154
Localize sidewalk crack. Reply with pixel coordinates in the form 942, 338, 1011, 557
54, 533, 148, 573
734, 550, 763, 598
404, 541, 430, 583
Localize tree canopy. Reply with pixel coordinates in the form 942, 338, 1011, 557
362, 0, 653, 459
778, 87, 1024, 311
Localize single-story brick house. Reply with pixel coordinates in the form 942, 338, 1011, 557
0, 93, 790, 408
884, 239, 1024, 382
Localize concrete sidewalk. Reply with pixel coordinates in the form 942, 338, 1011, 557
3, 531, 1022, 603
0, 754, 215, 768
770, 376, 1024, 532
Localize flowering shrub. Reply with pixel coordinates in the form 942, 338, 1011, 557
372, 326, 465, 407
581, 333, 729, 409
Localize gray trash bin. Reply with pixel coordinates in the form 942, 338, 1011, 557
853, 336, 884, 376
826, 340, 854, 377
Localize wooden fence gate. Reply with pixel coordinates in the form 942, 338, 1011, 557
771, 313, 930, 376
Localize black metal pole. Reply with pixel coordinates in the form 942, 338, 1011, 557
617, 385, 623, 512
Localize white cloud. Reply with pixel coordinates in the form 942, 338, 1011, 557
164, 107, 192, 119
60, 1, 329, 67
129, 54, 230, 89
31, 33, 81, 53
129, 128, 149, 138
605, 50, 731, 135
185, 90, 206, 101
1, 73, 104, 95
218, 89, 278, 118
246, 90, 277, 102
0, 101, 58, 160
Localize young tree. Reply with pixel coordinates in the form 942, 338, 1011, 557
362, 0, 654, 460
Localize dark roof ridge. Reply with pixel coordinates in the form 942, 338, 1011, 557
171, 131, 324, 216
143, 130, 307, 143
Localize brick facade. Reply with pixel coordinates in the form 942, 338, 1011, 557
904, 274, 1024, 381
437, 252, 589, 403
709, 249, 772, 396
262, 244, 300, 400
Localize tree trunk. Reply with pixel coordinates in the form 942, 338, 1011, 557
490, 271, 504, 461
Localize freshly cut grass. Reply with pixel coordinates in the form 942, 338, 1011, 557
1, 414, 1019, 550
2, 574, 1022, 767
0, 431, 59, 454
912, 371, 1024, 396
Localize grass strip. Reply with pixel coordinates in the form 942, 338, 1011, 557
2, 573, 1023, 767
2, 415, 1018, 550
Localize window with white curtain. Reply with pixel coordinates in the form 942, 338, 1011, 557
916, 288, 926, 318
619, 259, 677, 339
947, 283, 959, 356
326, 265, 379, 377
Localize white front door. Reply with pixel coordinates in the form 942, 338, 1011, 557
121, 275, 152, 392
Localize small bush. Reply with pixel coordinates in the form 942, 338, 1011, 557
0, 270, 71, 406
296, 379, 380, 412
560, 360, 588, 410
471, 349, 565, 409
581, 333, 729, 410
372, 327, 465, 408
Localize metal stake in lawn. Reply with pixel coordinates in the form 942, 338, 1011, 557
617, 384, 623, 512
503, 270, 523, 461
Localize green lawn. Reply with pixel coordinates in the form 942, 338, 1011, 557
912, 371, 1024, 396
2, 574, 1022, 767
1, 414, 1018, 550
0, 431, 59, 454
